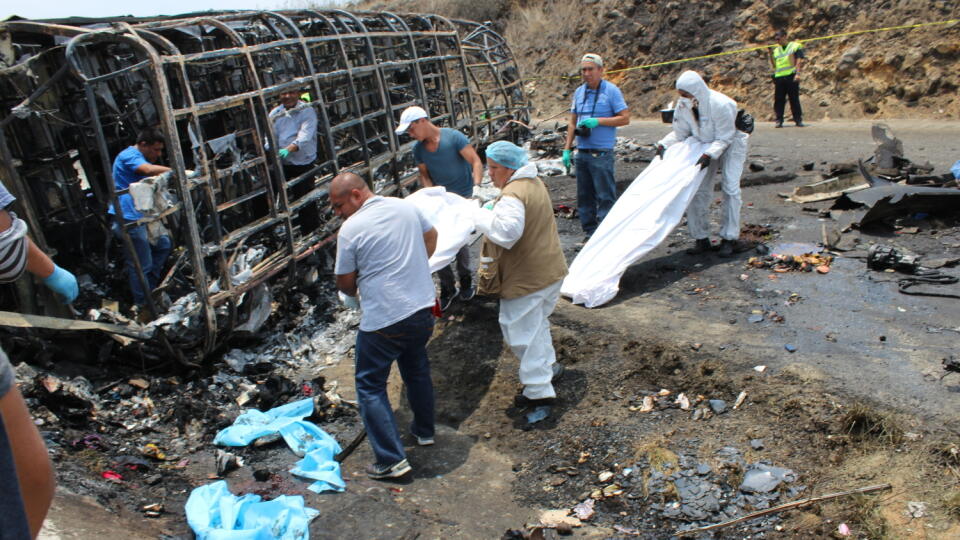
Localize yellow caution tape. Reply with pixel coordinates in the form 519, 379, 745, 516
525, 18, 959, 82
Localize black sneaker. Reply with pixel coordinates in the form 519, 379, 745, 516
439, 289, 456, 312
458, 278, 476, 301
795, 121, 805, 127
366, 458, 412, 479
718, 239, 734, 258
775, 121, 784, 128
414, 435, 435, 446
514, 394, 556, 408
686, 238, 711, 255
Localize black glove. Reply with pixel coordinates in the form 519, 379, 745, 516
655, 144, 665, 159
696, 154, 711, 170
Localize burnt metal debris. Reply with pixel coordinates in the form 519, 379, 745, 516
0, 10, 529, 360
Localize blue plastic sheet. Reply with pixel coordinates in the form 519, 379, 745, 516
213, 398, 314, 447
951, 159, 960, 180
186, 480, 319, 540
213, 397, 344, 493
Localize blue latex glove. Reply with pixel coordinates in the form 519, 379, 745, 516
562, 149, 572, 170
278, 148, 290, 159
578, 117, 600, 129
43, 265, 78, 304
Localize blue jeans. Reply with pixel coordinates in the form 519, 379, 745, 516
112, 222, 172, 305
575, 149, 617, 235
355, 307, 435, 466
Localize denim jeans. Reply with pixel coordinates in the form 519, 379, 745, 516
354, 307, 435, 466
112, 222, 172, 305
575, 149, 617, 235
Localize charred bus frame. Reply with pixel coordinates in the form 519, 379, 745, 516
0, 10, 529, 362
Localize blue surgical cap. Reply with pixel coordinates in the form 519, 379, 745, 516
485, 140, 528, 171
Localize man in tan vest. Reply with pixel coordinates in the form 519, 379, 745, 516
473, 141, 568, 424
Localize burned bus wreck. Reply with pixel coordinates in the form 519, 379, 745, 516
0, 10, 529, 363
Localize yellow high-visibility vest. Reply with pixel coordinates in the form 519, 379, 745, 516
773, 41, 802, 77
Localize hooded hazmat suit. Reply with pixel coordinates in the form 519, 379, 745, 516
658, 71, 749, 241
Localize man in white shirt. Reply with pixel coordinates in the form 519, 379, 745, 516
270, 86, 319, 233
332, 172, 438, 480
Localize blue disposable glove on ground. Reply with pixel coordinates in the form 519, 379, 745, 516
43, 265, 78, 303
562, 149, 572, 170
278, 148, 290, 159
578, 117, 600, 129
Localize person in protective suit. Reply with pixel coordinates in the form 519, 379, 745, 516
655, 71, 749, 257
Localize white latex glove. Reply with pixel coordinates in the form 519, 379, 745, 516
338, 291, 360, 310
471, 185, 481, 199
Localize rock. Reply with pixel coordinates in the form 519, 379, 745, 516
740, 464, 796, 493
784, 343, 797, 353
749, 161, 765, 172
802, 162, 814, 171
837, 46, 863, 76
750, 439, 765, 450
768, 0, 797, 24
901, 50, 923, 70
604, 10, 622, 20
708, 399, 727, 414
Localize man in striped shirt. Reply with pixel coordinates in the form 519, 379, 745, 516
0, 181, 77, 303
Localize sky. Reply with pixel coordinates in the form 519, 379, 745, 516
2, 1, 350, 21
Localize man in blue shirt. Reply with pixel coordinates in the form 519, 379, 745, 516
109, 128, 173, 310
269, 86, 319, 233
562, 53, 630, 241
397, 106, 483, 311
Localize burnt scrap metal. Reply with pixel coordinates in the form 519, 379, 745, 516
0, 10, 529, 360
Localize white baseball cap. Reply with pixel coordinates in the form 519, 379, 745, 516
395, 106, 428, 134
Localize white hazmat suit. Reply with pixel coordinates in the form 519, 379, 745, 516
658, 71, 749, 241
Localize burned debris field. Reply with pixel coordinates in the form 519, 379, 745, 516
2, 5, 960, 540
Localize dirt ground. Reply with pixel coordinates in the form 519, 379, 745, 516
41, 119, 960, 539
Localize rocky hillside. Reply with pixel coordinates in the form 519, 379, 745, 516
357, 0, 960, 121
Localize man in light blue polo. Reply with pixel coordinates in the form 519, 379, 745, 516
562, 53, 630, 242
332, 172, 438, 481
